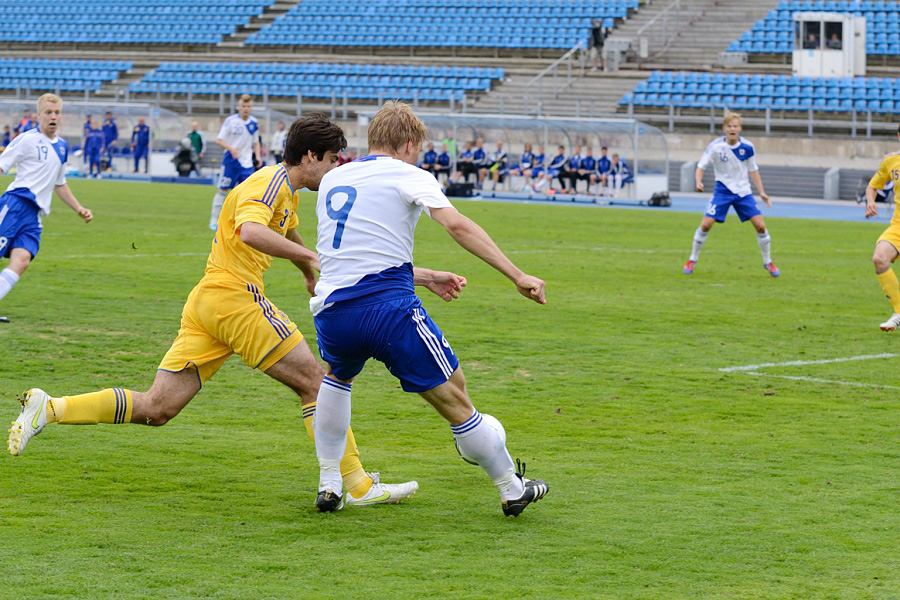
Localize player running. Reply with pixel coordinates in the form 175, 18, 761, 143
684, 111, 778, 277
210, 94, 261, 230
310, 101, 550, 517
0, 94, 93, 323
8, 114, 419, 509
864, 124, 900, 331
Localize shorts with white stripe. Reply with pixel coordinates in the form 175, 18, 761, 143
314, 290, 459, 393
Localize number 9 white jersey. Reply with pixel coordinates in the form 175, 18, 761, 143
0, 129, 67, 216
311, 154, 454, 315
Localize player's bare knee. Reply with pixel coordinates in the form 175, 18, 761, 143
874, 253, 891, 273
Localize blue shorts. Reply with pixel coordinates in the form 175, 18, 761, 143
705, 182, 761, 223
0, 189, 42, 259
314, 290, 459, 393
219, 162, 255, 191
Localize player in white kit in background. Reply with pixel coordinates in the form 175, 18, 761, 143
684, 111, 779, 277
209, 94, 260, 230
310, 101, 550, 516
0, 93, 93, 323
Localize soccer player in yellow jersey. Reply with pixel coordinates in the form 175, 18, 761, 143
865, 124, 900, 331
8, 114, 466, 508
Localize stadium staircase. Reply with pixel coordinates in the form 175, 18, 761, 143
217, 0, 296, 50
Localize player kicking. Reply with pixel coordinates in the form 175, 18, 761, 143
864, 124, 900, 331
8, 114, 418, 508
0, 93, 93, 323
310, 101, 550, 516
210, 94, 261, 230
684, 111, 779, 277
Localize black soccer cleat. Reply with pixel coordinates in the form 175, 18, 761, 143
502, 459, 549, 517
315, 489, 344, 513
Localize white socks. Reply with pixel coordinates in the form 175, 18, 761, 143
757, 232, 772, 264
314, 376, 352, 494
690, 227, 708, 261
452, 411, 523, 500
209, 190, 226, 229
0, 268, 19, 302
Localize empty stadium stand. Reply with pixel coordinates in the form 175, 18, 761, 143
0, 58, 131, 93
730, 0, 900, 55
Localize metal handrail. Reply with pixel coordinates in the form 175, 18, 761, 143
523, 40, 587, 113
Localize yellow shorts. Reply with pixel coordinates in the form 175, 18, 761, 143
877, 225, 900, 261
158, 276, 303, 384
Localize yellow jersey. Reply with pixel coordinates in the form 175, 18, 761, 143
205, 164, 300, 289
869, 150, 900, 226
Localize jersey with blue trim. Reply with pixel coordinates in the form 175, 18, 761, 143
131, 124, 150, 147
580, 156, 596, 171
217, 113, 259, 169
102, 117, 118, 144
422, 149, 437, 166
518, 151, 534, 170
547, 153, 566, 170
205, 164, 298, 289
869, 150, 900, 226
567, 152, 582, 169
437, 151, 451, 167
610, 159, 631, 177
698, 136, 758, 197
472, 146, 487, 167
597, 155, 611, 174
311, 155, 454, 315
0, 128, 67, 215
533, 152, 544, 168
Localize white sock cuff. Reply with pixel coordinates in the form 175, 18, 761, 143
1, 268, 19, 286
757, 232, 770, 240
694, 227, 708, 240
450, 409, 480, 437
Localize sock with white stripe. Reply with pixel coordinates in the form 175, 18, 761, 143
0, 268, 19, 302
757, 231, 772, 264
314, 376, 352, 494
452, 410, 524, 500
690, 227, 708, 262
209, 190, 226, 228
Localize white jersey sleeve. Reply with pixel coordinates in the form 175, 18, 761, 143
311, 155, 454, 315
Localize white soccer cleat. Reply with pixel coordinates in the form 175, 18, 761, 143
345, 472, 418, 507
8, 388, 50, 456
880, 313, 900, 331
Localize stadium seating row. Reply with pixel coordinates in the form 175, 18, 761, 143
154, 61, 503, 79
620, 71, 900, 114
0, 58, 130, 70
0, 57, 130, 92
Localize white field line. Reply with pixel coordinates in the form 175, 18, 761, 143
720, 353, 900, 390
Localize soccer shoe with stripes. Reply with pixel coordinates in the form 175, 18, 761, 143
315, 489, 344, 513
879, 313, 900, 331
8, 388, 50, 456
764, 262, 780, 277
683, 259, 696, 275
346, 472, 419, 507
501, 460, 549, 517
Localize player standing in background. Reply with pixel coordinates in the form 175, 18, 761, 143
7, 113, 418, 509
131, 117, 150, 173
210, 94, 260, 231
864, 124, 900, 331
84, 119, 105, 178
188, 121, 206, 175
13, 109, 35, 137
683, 112, 778, 277
269, 120, 286, 165
310, 101, 549, 516
102, 111, 118, 171
0, 94, 93, 324
1, 125, 10, 151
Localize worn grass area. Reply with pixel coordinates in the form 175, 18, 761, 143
1, 176, 899, 599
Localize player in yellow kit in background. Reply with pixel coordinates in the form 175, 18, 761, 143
7, 113, 467, 508
865, 124, 900, 331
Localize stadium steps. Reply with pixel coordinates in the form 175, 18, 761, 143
218, 0, 297, 49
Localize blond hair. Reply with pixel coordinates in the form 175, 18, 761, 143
36, 93, 62, 111
723, 111, 742, 126
239, 94, 253, 104
368, 101, 428, 153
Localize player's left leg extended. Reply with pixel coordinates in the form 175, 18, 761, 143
749, 215, 779, 277
873, 239, 900, 330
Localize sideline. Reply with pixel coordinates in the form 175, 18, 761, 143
719, 353, 900, 390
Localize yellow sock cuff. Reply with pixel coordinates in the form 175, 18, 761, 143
60, 388, 133, 424
877, 269, 900, 313
301, 401, 371, 494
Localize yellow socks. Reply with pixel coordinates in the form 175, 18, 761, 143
877, 269, 900, 313
55, 388, 134, 424
302, 402, 373, 498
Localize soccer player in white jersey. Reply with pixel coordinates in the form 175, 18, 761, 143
310, 101, 550, 516
210, 94, 260, 230
684, 112, 778, 277
0, 94, 93, 323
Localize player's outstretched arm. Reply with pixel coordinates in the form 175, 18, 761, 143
428, 207, 546, 305
749, 171, 771, 206
54, 184, 92, 222
414, 267, 467, 302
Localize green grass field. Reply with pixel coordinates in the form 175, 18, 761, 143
2, 176, 900, 599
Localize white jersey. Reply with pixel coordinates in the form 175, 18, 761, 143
217, 113, 259, 168
0, 128, 67, 215
311, 154, 455, 315
697, 135, 758, 197
270, 129, 286, 153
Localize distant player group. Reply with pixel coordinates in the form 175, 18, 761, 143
4, 94, 900, 519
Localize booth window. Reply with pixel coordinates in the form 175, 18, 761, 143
801, 21, 821, 49
824, 22, 842, 49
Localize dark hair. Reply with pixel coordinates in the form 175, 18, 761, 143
282, 113, 346, 166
